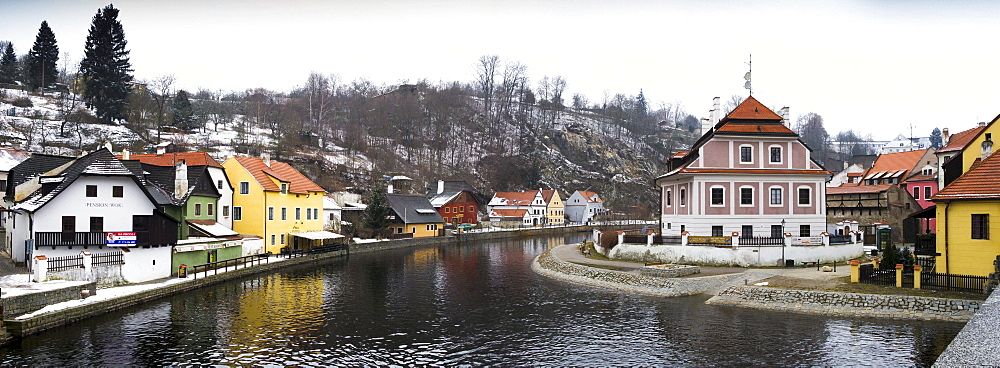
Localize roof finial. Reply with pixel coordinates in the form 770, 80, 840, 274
744, 54, 752, 96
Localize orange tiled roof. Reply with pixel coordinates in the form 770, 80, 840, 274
576, 190, 603, 203
490, 209, 529, 218
937, 126, 986, 154
231, 156, 325, 194
122, 152, 223, 168
493, 191, 537, 205
828, 184, 893, 195
671, 151, 689, 159
722, 96, 784, 121
862, 149, 931, 180
715, 123, 795, 134
541, 189, 555, 202
934, 152, 1000, 200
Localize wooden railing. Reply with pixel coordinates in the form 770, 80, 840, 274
35, 231, 166, 247
739, 236, 784, 246
191, 254, 270, 280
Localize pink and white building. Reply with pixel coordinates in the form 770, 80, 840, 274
655, 96, 830, 238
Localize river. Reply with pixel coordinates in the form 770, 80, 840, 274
0, 233, 962, 366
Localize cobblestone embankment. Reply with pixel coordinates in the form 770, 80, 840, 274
932, 287, 1000, 367
706, 286, 980, 322
532, 248, 775, 297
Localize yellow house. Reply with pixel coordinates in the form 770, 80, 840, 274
386, 193, 444, 238
932, 138, 1000, 277
542, 189, 564, 225
223, 154, 327, 254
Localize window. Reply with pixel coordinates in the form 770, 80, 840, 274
0, 179, 6, 192
459, 206, 465, 212
712, 226, 724, 237
217, 180, 223, 189
770, 188, 782, 205
280, 234, 285, 244
90, 217, 103, 233
913, 187, 920, 200
223, 205, 230, 217
86, 185, 98, 197
240, 182, 249, 195
680, 225, 686, 233
268, 207, 274, 221
740, 187, 753, 206
770, 146, 782, 163
711, 187, 725, 206
741, 225, 753, 238
281, 183, 288, 194
445, 207, 451, 213
771, 225, 783, 238
281, 207, 287, 221
925, 186, 932, 200
665, 190, 672, 206
397, 227, 404, 234
972, 214, 989, 239
270, 234, 275, 246
295, 207, 301, 221
306, 208, 311, 220
800, 225, 810, 237
233, 206, 241, 221
195, 203, 202, 216
680, 188, 686, 206
740, 146, 753, 163
208, 203, 214, 216
798, 187, 811, 206
112, 185, 123, 198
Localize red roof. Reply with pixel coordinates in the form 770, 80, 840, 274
490, 209, 528, 218
671, 151, 689, 159
859, 149, 932, 184
937, 126, 986, 154
230, 156, 325, 194
541, 189, 556, 202
828, 184, 893, 195
493, 191, 537, 205
576, 190, 603, 203
122, 152, 223, 168
934, 151, 1000, 200
723, 96, 784, 121
715, 124, 795, 134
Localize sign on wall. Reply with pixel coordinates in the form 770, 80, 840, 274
106, 232, 137, 246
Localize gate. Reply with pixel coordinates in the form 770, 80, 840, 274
858, 264, 896, 286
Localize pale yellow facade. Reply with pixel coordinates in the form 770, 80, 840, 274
390, 222, 441, 238
935, 201, 1000, 277
961, 118, 1000, 173
546, 190, 565, 224
223, 159, 325, 254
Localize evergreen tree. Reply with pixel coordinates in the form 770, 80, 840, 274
930, 127, 943, 149
0, 42, 16, 85
171, 89, 195, 131
26, 21, 59, 90
362, 182, 392, 237
80, 4, 133, 123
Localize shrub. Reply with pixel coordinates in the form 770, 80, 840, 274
599, 231, 619, 251
10, 97, 32, 108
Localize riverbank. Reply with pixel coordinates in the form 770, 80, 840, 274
534, 243, 981, 322
0, 224, 613, 345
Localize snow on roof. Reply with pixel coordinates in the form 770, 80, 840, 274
187, 220, 238, 237
0, 147, 30, 172
290, 231, 346, 240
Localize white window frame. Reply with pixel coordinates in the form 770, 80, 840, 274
233, 206, 242, 221
797, 186, 812, 206
680, 188, 686, 207
665, 189, 672, 206
268, 206, 274, 221
739, 145, 754, 164
710, 186, 725, 207
769, 145, 783, 163
769, 186, 783, 207
239, 181, 249, 195
739, 186, 754, 207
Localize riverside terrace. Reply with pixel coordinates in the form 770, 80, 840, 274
600, 229, 864, 267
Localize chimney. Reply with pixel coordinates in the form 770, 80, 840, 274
700, 118, 713, 136
780, 107, 790, 126
942, 128, 950, 146
843, 161, 848, 170
261, 152, 271, 168
122, 148, 130, 160
387, 182, 394, 194
711, 97, 721, 124
983, 133, 994, 160
103, 141, 113, 152
174, 159, 188, 199
437, 180, 445, 194
156, 145, 166, 155
979, 121, 987, 127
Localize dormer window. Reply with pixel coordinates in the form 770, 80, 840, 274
281, 183, 288, 194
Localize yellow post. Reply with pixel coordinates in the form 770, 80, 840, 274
872, 258, 880, 270
895, 264, 903, 288
913, 265, 922, 289
850, 260, 860, 283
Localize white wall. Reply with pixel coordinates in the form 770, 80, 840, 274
208, 166, 234, 228
609, 243, 865, 267
242, 238, 264, 256
121, 246, 172, 282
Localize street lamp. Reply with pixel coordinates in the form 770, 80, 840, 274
781, 219, 786, 267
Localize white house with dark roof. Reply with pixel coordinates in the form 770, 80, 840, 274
4, 149, 178, 282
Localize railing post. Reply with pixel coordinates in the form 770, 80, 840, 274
872, 258, 880, 270
731, 232, 740, 248
850, 260, 860, 283
784, 232, 792, 247
914, 265, 922, 289
821, 232, 830, 246
895, 264, 904, 288
81, 251, 92, 280
681, 232, 689, 246
33, 255, 48, 282
617, 232, 624, 246
647, 232, 653, 246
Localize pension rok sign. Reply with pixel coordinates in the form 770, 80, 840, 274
106, 232, 137, 246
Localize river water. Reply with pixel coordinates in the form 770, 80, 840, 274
0, 233, 962, 366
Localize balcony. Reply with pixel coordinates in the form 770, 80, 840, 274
35, 231, 175, 247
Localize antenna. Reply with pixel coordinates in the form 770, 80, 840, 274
744, 54, 752, 95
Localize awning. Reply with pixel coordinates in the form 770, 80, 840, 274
290, 231, 346, 240
187, 220, 238, 237
909, 205, 936, 219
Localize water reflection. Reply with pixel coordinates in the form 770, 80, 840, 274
0, 233, 962, 367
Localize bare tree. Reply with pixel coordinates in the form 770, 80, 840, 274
723, 94, 743, 116
150, 74, 175, 143
475, 55, 499, 128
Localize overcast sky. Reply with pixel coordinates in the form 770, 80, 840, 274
3, 0, 999, 141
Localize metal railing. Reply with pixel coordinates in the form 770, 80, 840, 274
859, 264, 896, 286
191, 254, 270, 280
35, 231, 153, 246
92, 251, 124, 266
829, 235, 852, 244
47, 254, 84, 271
922, 272, 987, 294
738, 236, 784, 246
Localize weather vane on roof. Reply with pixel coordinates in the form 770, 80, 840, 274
744, 54, 752, 96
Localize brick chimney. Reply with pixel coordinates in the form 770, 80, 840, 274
122, 148, 130, 160
942, 128, 950, 146
174, 159, 188, 199
261, 152, 271, 168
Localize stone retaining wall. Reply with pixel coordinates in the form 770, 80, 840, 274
933, 286, 1000, 367
2, 282, 97, 320
533, 248, 768, 297
706, 286, 979, 322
